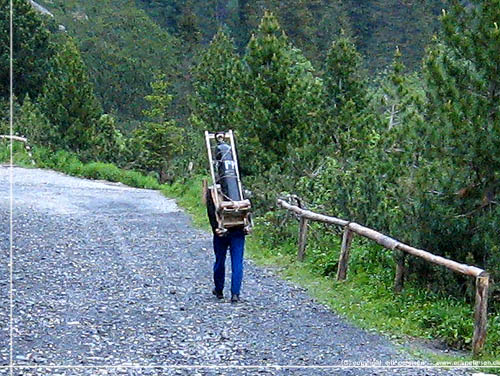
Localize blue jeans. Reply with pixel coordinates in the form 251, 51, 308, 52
213, 229, 245, 296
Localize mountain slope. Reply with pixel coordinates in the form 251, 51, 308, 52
136, 0, 446, 70
36, 0, 180, 128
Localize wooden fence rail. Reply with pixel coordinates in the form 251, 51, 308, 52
0, 135, 35, 165
0, 135, 27, 143
276, 198, 490, 356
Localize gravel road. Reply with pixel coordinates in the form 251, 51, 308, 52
0, 167, 472, 376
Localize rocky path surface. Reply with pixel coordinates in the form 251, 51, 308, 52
0, 167, 471, 376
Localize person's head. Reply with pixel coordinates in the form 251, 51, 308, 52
215, 132, 225, 144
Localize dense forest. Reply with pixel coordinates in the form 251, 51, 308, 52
22, 0, 448, 127
1, 0, 500, 351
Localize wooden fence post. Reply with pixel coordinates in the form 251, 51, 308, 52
277, 197, 490, 355
394, 250, 406, 293
337, 226, 353, 281
472, 273, 489, 356
297, 217, 308, 261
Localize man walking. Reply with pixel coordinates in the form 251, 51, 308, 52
206, 192, 245, 303
205, 132, 249, 303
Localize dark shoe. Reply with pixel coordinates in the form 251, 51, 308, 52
212, 288, 223, 299
231, 294, 240, 303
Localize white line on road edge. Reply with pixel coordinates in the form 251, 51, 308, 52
9, 1, 14, 376
0, 365, 498, 370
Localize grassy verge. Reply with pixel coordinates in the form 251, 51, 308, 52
158, 173, 500, 365
161, 176, 209, 229
1, 142, 161, 190
2, 143, 498, 366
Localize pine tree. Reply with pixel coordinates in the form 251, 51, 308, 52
91, 114, 123, 163
422, 0, 500, 285
37, 37, 102, 154
324, 34, 366, 118
345, 0, 445, 70
133, 74, 184, 183
191, 29, 244, 132
425, 1, 500, 182
235, 0, 348, 64
0, 0, 54, 100
242, 11, 323, 172
381, 47, 426, 137
383, 47, 405, 130
177, 0, 202, 46
424, 0, 500, 214
322, 33, 371, 150
15, 95, 54, 146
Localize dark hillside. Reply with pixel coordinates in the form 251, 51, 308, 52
136, 0, 446, 70
35, 0, 180, 129
346, 0, 446, 70
29, 0, 448, 126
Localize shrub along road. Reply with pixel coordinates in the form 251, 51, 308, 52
0, 167, 472, 375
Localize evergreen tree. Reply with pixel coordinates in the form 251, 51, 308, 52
44, 0, 180, 125
346, 0, 445, 70
383, 47, 405, 130
191, 30, 244, 132
322, 33, 371, 150
37, 37, 102, 154
15, 95, 55, 146
0, 0, 54, 100
233, 0, 348, 64
425, 1, 500, 184
422, 0, 500, 286
264, 0, 318, 60
324, 34, 366, 117
132, 74, 184, 182
91, 114, 124, 163
242, 11, 323, 172
177, 0, 202, 45
382, 47, 426, 134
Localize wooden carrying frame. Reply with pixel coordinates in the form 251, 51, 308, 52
205, 130, 251, 234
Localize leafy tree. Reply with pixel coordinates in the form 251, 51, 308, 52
241, 11, 324, 173
37, 37, 102, 154
0, 0, 54, 100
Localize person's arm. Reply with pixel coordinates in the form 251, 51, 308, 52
206, 187, 218, 234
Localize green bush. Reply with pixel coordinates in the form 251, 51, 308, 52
121, 170, 160, 189
0, 141, 33, 165
30, 145, 161, 190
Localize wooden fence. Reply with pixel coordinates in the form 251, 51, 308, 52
277, 197, 490, 356
0, 135, 35, 165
